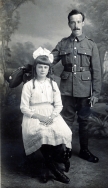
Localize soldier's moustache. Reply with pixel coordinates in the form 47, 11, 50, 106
74, 28, 80, 30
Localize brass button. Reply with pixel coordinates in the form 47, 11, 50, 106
9, 76, 12, 79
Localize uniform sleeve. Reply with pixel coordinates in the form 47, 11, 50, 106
20, 82, 35, 118
91, 43, 102, 98
51, 41, 62, 65
52, 81, 63, 115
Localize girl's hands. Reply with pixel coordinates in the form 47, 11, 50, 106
41, 116, 53, 126
32, 113, 57, 126
41, 114, 57, 126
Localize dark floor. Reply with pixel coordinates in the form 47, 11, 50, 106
1, 133, 108, 188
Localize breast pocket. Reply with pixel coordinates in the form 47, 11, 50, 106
78, 48, 92, 66
78, 48, 92, 56
60, 48, 72, 65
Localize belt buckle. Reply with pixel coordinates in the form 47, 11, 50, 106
80, 67, 83, 72
73, 65, 76, 74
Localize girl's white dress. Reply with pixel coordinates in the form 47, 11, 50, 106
20, 78, 72, 155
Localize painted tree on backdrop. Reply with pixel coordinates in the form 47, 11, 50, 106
69, 0, 108, 74
10, 42, 35, 68
0, 0, 35, 73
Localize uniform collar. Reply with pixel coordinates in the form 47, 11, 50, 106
70, 33, 85, 42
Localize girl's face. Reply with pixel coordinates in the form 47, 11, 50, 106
36, 64, 49, 78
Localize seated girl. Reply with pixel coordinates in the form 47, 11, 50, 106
20, 47, 72, 184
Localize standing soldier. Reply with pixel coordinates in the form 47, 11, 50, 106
52, 9, 101, 163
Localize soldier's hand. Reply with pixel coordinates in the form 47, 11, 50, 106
89, 96, 98, 107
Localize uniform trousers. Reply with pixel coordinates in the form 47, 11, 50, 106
61, 96, 91, 150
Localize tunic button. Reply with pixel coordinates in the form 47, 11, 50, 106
85, 52, 86, 54
9, 76, 12, 79
74, 56, 76, 58
65, 52, 66, 54
74, 47, 76, 49
75, 39, 77, 41
88, 77, 89, 79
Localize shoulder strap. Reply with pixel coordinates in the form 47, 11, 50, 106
85, 36, 94, 42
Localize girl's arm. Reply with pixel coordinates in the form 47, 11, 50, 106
51, 81, 63, 116
20, 82, 35, 118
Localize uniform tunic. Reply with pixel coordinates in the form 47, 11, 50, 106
20, 78, 72, 155
52, 33, 101, 98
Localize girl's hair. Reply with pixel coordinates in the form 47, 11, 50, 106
32, 55, 56, 91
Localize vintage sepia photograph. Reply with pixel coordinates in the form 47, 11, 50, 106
0, 0, 108, 187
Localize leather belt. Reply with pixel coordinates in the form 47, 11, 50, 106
64, 65, 90, 73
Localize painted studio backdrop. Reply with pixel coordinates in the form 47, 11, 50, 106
0, 0, 108, 188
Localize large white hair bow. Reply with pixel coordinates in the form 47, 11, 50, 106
33, 47, 54, 63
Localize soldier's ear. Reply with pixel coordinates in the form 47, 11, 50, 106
82, 21, 84, 27
68, 22, 71, 28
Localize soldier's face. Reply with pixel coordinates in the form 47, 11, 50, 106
68, 14, 84, 36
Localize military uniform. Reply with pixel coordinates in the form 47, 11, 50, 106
52, 33, 101, 150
